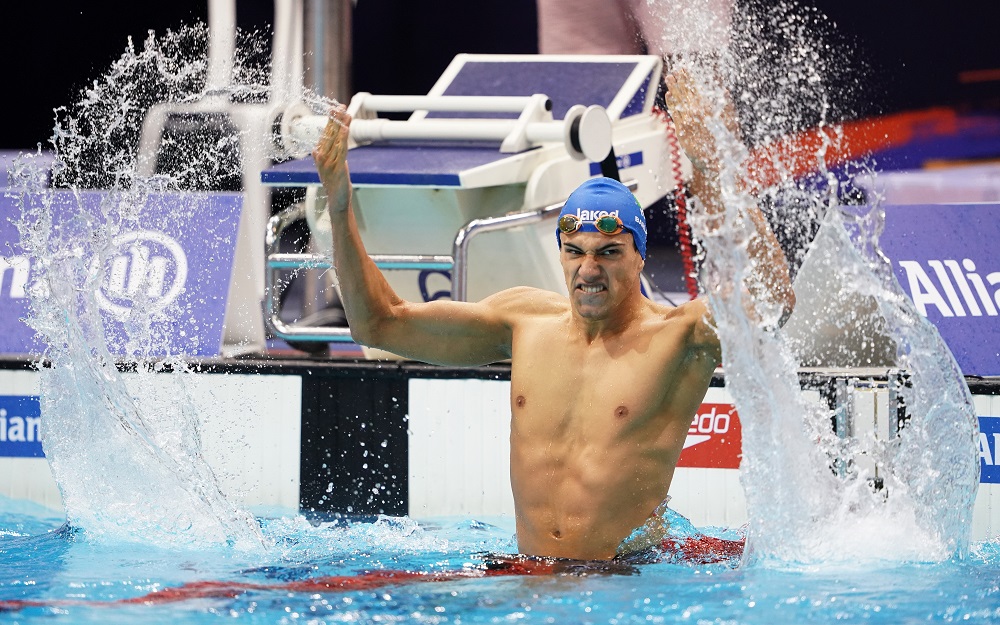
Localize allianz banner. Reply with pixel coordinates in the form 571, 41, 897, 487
880, 203, 1000, 376
0, 190, 242, 357
0, 394, 42, 458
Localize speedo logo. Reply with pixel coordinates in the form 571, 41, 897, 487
678, 402, 741, 469
897, 258, 1000, 318
575, 208, 619, 221
684, 404, 734, 449
92, 230, 188, 320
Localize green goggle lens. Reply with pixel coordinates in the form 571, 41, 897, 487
594, 215, 623, 235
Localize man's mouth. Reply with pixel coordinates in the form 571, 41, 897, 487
578, 284, 606, 294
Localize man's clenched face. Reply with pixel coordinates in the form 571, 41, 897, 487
559, 230, 644, 320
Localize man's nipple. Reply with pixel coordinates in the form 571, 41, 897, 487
615, 405, 629, 419
516, 395, 526, 408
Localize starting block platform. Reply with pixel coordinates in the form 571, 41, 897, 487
263, 55, 658, 188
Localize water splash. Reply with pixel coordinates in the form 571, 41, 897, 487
10, 23, 331, 551
647, 0, 979, 563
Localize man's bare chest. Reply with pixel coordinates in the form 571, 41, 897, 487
508, 323, 692, 439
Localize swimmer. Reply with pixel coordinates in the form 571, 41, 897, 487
313, 70, 794, 561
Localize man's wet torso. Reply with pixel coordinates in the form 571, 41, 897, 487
507, 298, 718, 560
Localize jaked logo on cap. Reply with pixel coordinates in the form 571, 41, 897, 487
575, 208, 620, 221
556, 177, 648, 260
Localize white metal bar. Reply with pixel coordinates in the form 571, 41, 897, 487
267, 253, 453, 272
272, 0, 304, 104
289, 116, 569, 148
358, 94, 540, 113
352, 118, 513, 142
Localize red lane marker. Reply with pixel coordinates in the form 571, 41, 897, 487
0, 539, 743, 613
0, 568, 493, 612
1, 599, 50, 612
119, 579, 270, 604
280, 569, 482, 593
663, 535, 746, 565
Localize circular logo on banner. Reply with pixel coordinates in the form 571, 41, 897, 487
92, 230, 188, 319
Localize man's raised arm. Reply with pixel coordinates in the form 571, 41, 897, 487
311, 105, 517, 365
664, 70, 796, 328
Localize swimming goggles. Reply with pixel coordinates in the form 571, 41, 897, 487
557, 214, 624, 236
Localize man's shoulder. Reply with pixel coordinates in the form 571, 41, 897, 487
484, 287, 568, 317
640, 297, 718, 349
644, 296, 709, 324
644, 296, 719, 356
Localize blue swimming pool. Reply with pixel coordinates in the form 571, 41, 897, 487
3, 495, 999, 624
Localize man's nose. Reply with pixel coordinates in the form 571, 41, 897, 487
579, 254, 601, 277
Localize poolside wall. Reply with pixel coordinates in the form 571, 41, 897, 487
1, 360, 998, 541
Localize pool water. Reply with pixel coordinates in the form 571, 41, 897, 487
3, 495, 1000, 624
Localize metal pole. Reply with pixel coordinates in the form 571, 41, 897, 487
206, 0, 236, 93
305, 0, 352, 101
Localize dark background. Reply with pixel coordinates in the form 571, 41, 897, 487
1, 0, 997, 149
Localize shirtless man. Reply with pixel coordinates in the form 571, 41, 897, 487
313, 72, 794, 561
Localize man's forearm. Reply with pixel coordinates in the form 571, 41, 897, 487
689, 168, 795, 324
328, 199, 401, 347
662, 68, 795, 324
313, 104, 408, 348
687, 168, 724, 224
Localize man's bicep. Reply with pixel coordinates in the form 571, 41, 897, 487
376, 298, 514, 366
688, 298, 722, 357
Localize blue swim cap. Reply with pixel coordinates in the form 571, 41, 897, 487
556, 177, 647, 259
